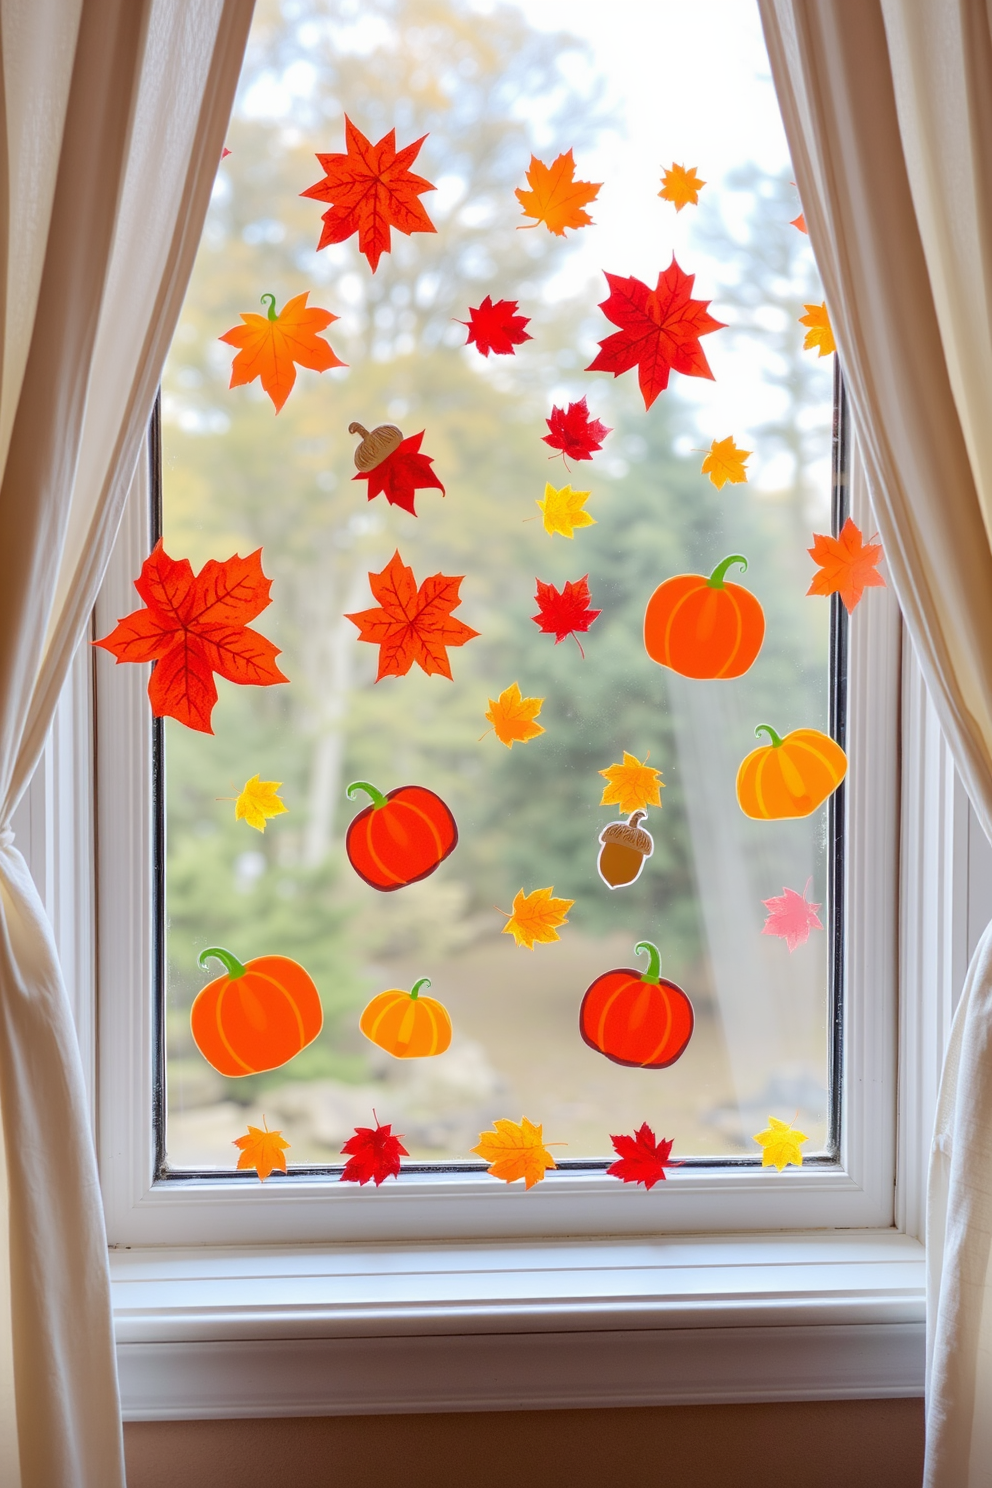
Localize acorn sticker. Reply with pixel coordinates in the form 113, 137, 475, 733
597, 810, 654, 889
349, 420, 403, 471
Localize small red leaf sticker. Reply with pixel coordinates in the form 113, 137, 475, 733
531, 575, 600, 656
607, 1123, 676, 1190
340, 1115, 410, 1186
459, 295, 532, 357
543, 397, 611, 463
352, 431, 445, 516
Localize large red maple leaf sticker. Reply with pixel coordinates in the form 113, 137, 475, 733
346, 550, 479, 681
532, 575, 600, 657
807, 517, 885, 614
94, 541, 287, 733
301, 117, 436, 273
585, 258, 726, 409
543, 397, 611, 464
353, 431, 445, 516
607, 1123, 678, 1190
340, 1115, 409, 1186
459, 295, 532, 357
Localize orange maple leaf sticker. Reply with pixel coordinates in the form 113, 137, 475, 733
807, 517, 885, 614
219, 292, 345, 413
799, 301, 835, 357
658, 163, 705, 211
791, 213, 807, 234
346, 550, 479, 682
233, 1118, 290, 1182
515, 150, 601, 236
484, 682, 545, 748
93, 540, 288, 734
301, 116, 437, 273
472, 1116, 559, 1188
500, 886, 574, 949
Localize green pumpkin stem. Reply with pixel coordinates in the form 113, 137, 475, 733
707, 554, 748, 588
634, 941, 662, 985
346, 780, 388, 810
260, 292, 278, 321
754, 724, 784, 748
199, 946, 248, 981
409, 977, 432, 1000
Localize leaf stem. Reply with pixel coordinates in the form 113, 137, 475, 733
260, 293, 278, 321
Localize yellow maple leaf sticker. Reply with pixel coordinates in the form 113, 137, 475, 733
501, 886, 574, 949
700, 436, 752, 490
235, 774, 288, 832
484, 682, 545, 748
658, 162, 706, 211
233, 1118, 291, 1182
536, 482, 596, 539
753, 1116, 808, 1171
515, 150, 601, 236
599, 752, 664, 815
473, 1116, 558, 1189
799, 302, 835, 358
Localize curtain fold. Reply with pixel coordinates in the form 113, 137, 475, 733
0, 3, 252, 1484
758, 4, 992, 1483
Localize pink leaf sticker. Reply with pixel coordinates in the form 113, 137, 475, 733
761, 880, 823, 952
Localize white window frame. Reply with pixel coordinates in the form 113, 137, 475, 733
25, 420, 979, 1416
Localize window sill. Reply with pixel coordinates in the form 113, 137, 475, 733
111, 1229, 924, 1419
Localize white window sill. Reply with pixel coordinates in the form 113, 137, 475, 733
111, 1229, 925, 1420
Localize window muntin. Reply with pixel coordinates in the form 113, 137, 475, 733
155, 0, 839, 1178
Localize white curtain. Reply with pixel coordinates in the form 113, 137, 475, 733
758, 3, 992, 1483
0, 3, 252, 1484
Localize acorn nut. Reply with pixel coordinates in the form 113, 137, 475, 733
349, 421, 403, 472
597, 810, 654, 889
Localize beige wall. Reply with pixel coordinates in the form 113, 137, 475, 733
124, 1398, 924, 1488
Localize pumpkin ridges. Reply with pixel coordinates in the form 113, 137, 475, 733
191, 953, 323, 1076
646, 567, 764, 680
346, 783, 457, 891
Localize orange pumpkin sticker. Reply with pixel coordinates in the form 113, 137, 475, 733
360, 977, 452, 1059
191, 947, 323, 1077
345, 780, 457, 891
579, 941, 694, 1069
643, 554, 765, 679
736, 724, 847, 820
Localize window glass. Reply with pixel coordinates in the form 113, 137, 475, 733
160, 0, 836, 1171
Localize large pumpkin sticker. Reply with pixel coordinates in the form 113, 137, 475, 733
736, 724, 847, 820
345, 780, 457, 891
360, 978, 452, 1059
579, 941, 694, 1069
643, 554, 765, 679
191, 947, 323, 1077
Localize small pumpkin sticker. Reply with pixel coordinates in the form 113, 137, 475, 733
579, 941, 694, 1069
345, 780, 458, 892
191, 946, 323, 1077
736, 724, 847, 820
360, 977, 452, 1059
643, 554, 765, 679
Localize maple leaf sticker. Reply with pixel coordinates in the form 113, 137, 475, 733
233, 1118, 290, 1182
484, 682, 545, 748
753, 1116, 808, 1172
500, 886, 574, 949
351, 430, 445, 517
459, 296, 532, 357
219, 292, 345, 413
807, 517, 885, 614
792, 213, 808, 234
346, 550, 479, 682
536, 483, 595, 539
94, 540, 288, 734
472, 1116, 559, 1188
658, 163, 706, 211
599, 751, 664, 815
761, 882, 824, 953
700, 436, 751, 490
543, 397, 611, 464
586, 259, 726, 410
340, 1115, 409, 1186
607, 1123, 677, 1190
532, 576, 600, 657
301, 116, 437, 273
799, 301, 835, 357
235, 774, 288, 832
515, 150, 601, 236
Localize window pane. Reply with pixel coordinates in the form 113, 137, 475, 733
160, 0, 836, 1172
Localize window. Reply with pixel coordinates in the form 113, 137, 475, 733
94, 0, 900, 1246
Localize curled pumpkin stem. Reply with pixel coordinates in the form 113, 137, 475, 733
633, 940, 662, 984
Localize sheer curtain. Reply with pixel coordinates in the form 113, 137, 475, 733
0, 3, 252, 1484
758, 3, 992, 1483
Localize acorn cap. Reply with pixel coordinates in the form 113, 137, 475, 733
349, 421, 404, 472
599, 810, 653, 857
